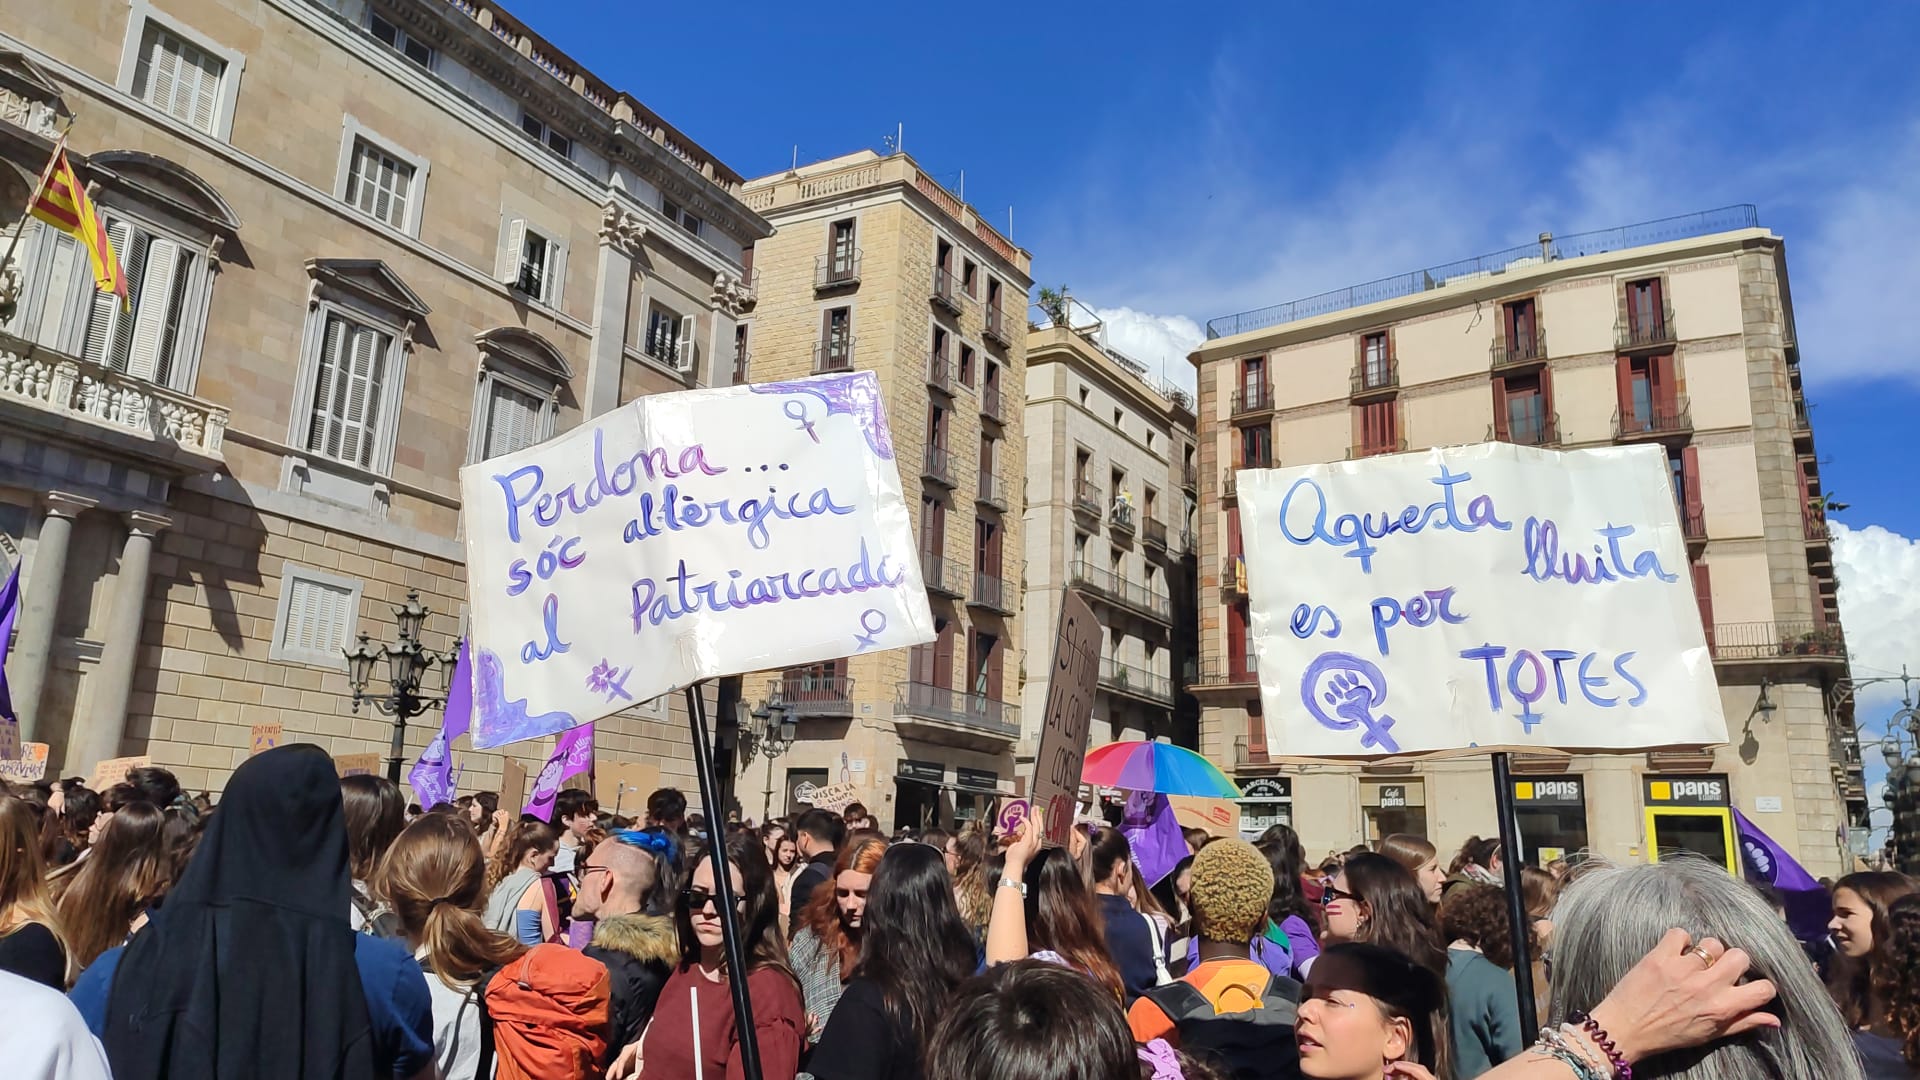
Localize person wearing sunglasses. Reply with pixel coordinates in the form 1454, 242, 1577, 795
578, 829, 682, 1065
616, 832, 803, 1080
1319, 853, 1447, 981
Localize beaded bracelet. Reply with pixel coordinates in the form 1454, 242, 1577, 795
1530, 1026, 1609, 1080
1567, 1012, 1633, 1080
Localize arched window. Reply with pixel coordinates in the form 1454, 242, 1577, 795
468, 327, 572, 461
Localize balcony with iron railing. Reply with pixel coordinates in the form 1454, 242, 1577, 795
1143, 517, 1168, 549
1098, 657, 1175, 705
1792, 396, 1812, 437
1234, 735, 1272, 766
1804, 504, 1830, 544
1352, 358, 1400, 398
1069, 559, 1172, 623
813, 337, 855, 373
981, 386, 1006, 425
1491, 413, 1560, 448
977, 472, 1009, 512
922, 445, 955, 488
1181, 462, 1197, 490
1614, 400, 1693, 440
1682, 507, 1707, 545
1348, 435, 1408, 459
773, 673, 854, 717
1490, 329, 1548, 371
730, 349, 751, 386
927, 356, 953, 395
1231, 383, 1275, 418
1110, 503, 1136, 538
1221, 469, 1238, 500
984, 305, 1012, 346
1197, 651, 1259, 686
1221, 554, 1247, 597
932, 267, 963, 314
970, 570, 1014, 614
920, 551, 964, 598
1707, 621, 1846, 663
1073, 479, 1103, 518
896, 681, 1020, 738
1617, 304, 1677, 352
815, 249, 862, 291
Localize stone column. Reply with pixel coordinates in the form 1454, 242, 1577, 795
11, 491, 96, 742
586, 203, 645, 417
69, 510, 169, 774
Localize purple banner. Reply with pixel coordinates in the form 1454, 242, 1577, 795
408, 639, 471, 810
1122, 790, 1188, 888
1733, 809, 1830, 942
0, 562, 21, 756
524, 722, 595, 821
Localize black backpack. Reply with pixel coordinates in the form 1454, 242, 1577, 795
1142, 971, 1303, 1080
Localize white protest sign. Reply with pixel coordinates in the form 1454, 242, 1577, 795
1238, 442, 1725, 758
460, 371, 934, 748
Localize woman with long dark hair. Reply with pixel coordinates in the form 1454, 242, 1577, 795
1088, 827, 1159, 999
0, 795, 67, 988
482, 818, 561, 944
985, 820, 1124, 999
1378, 834, 1445, 906
1258, 823, 1322, 977
55, 801, 170, 977
1878, 892, 1920, 1075
632, 831, 804, 1079
1826, 871, 1917, 1075
790, 834, 889, 1042
342, 774, 406, 936
1321, 852, 1447, 979
809, 843, 978, 1079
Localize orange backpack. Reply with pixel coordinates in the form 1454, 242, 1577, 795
478, 943, 612, 1080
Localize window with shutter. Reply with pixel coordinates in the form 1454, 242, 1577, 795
272, 566, 362, 667
80, 216, 197, 390
305, 312, 392, 469
482, 379, 544, 460
132, 21, 226, 135
345, 139, 415, 229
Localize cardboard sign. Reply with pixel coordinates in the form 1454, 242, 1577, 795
594, 760, 660, 818
793, 780, 860, 814
459, 372, 935, 748
89, 754, 150, 791
0, 716, 19, 761
1168, 795, 1240, 838
995, 798, 1031, 836
334, 753, 381, 778
0, 742, 49, 783
250, 722, 282, 756
1237, 443, 1727, 757
499, 757, 528, 814
1030, 590, 1100, 844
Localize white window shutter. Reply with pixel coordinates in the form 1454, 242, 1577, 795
185, 42, 220, 133
308, 314, 347, 457
545, 240, 565, 305
124, 237, 182, 381
497, 217, 527, 284
82, 220, 140, 368
675, 314, 695, 372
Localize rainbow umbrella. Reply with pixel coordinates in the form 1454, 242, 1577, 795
1081, 740, 1240, 798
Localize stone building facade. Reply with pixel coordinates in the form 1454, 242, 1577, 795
1021, 304, 1199, 759
0, 0, 768, 798
733, 151, 1032, 831
1191, 210, 1868, 874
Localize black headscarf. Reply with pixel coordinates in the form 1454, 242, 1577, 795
102, 743, 375, 1080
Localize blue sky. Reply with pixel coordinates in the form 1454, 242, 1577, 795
536, 2, 1920, 837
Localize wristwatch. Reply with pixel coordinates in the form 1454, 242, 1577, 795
999, 877, 1028, 898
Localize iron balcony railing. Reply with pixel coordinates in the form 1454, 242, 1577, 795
1231, 384, 1275, 417
1492, 413, 1560, 448
920, 551, 964, 598
1073, 480, 1103, 517
1683, 508, 1707, 543
1491, 329, 1548, 370
984, 306, 1012, 345
1235, 735, 1270, 766
981, 386, 1006, 424
1348, 435, 1408, 459
1707, 621, 1845, 662
1352, 359, 1400, 397
1197, 652, 1259, 686
1221, 554, 1247, 597
1221, 469, 1238, 499
922, 445, 955, 487
1792, 396, 1812, 434
1110, 503, 1136, 535
1206, 205, 1760, 338
932, 267, 963, 314
773, 674, 854, 716
1143, 518, 1168, 548
813, 337, 854, 373
927, 357, 953, 394
970, 571, 1014, 613
1181, 462, 1197, 490
816, 249, 862, 290
1098, 657, 1174, 704
1804, 505, 1830, 543
1613, 400, 1693, 439
1617, 304, 1677, 351
1069, 559, 1172, 622
977, 472, 1008, 511
731, 350, 751, 386
896, 681, 1020, 737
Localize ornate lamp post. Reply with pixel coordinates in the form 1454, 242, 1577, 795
343, 590, 452, 782
738, 693, 798, 821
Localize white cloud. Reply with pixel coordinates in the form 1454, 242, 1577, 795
1831, 522, 1920, 837
1089, 306, 1206, 395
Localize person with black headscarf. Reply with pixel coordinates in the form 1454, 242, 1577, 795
67, 744, 436, 1079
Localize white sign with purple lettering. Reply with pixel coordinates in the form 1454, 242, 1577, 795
459, 371, 934, 749
1237, 442, 1726, 758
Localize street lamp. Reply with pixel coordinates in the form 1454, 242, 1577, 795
344, 590, 453, 782
738, 694, 798, 821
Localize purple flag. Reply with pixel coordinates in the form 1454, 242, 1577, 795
1733, 809, 1830, 942
408, 639, 472, 809
1121, 790, 1189, 888
524, 722, 595, 821
0, 562, 21, 753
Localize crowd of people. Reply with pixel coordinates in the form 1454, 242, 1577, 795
2, 747, 1918, 1080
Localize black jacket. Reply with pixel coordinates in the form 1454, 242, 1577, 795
582, 912, 680, 1053
788, 851, 835, 935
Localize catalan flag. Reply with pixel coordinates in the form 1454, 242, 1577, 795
28, 146, 125, 307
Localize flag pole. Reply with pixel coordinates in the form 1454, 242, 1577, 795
1, 131, 68, 274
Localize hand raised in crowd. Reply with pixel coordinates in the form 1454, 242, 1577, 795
1584, 927, 1779, 1063
1002, 817, 1043, 877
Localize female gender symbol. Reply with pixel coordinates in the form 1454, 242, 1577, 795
784, 400, 820, 442
1300, 651, 1401, 753
853, 608, 887, 650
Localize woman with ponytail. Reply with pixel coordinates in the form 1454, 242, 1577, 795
376, 814, 528, 1080
483, 819, 561, 945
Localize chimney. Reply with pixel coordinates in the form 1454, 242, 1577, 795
1539, 232, 1554, 262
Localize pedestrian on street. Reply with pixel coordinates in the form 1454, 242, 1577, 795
55, 801, 170, 978
0, 794, 68, 989
341, 774, 406, 938
484, 819, 561, 945
790, 833, 888, 1044
577, 828, 682, 1057
787, 808, 847, 934
985, 819, 1124, 999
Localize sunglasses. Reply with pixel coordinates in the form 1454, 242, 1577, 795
681, 887, 743, 913
1321, 884, 1358, 906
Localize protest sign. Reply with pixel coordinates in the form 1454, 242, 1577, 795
250, 722, 282, 756
458, 371, 934, 749
499, 757, 528, 813
1238, 443, 1726, 757
594, 760, 659, 817
1030, 590, 1100, 844
334, 753, 380, 778
794, 780, 860, 813
90, 754, 149, 791
1169, 795, 1240, 838
0, 742, 49, 783
995, 798, 1031, 836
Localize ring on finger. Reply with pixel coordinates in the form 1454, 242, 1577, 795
1684, 944, 1718, 968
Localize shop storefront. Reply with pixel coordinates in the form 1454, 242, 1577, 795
954, 767, 1001, 827
1362, 779, 1426, 841
1642, 774, 1735, 871
1237, 777, 1292, 838
893, 759, 946, 832
784, 768, 829, 817
1511, 777, 1589, 865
